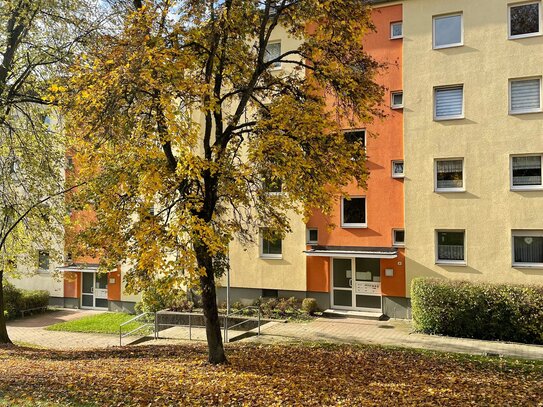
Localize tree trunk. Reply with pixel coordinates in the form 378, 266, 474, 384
196, 245, 227, 364
0, 271, 13, 344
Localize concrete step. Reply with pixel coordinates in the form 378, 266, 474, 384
322, 309, 388, 321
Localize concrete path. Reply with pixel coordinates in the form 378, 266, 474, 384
250, 317, 543, 361
6, 310, 543, 361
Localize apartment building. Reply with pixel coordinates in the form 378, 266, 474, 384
222, 2, 408, 317
12, 0, 543, 317
403, 0, 543, 289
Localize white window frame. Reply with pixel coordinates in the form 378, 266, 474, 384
392, 160, 405, 178
435, 229, 467, 266
393, 229, 405, 247
433, 13, 464, 50
265, 40, 282, 71
391, 91, 404, 109
508, 1, 542, 40
390, 21, 403, 39
434, 85, 464, 121
510, 154, 543, 190
260, 228, 282, 259
306, 228, 319, 245
341, 196, 367, 228
509, 77, 542, 115
434, 158, 465, 193
512, 230, 543, 268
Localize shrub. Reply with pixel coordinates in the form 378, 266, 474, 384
135, 286, 196, 314
2, 283, 49, 319
411, 278, 543, 345
301, 298, 319, 315
20, 289, 49, 311
3, 282, 23, 319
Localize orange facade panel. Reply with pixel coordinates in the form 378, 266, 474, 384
63, 272, 81, 299
380, 250, 406, 297
107, 266, 122, 301
306, 256, 330, 293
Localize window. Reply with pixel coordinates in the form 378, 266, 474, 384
341, 197, 367, 228
434, 86, 464, 120
510, 78, 541, 114
513, 231, 543, 267
435, 159, 464, 192
307, 228, 318, 245
38, 250, 50, 271
509, 2, 541, 39
392, 160, 404, 178
393, 229, 405, 246
391, 22, 403, 39
391, 91, 403, 109
343, 129, 366, 147
260, 228, 282, 259
264, 41, 281, 69
436, 230, 465, 264
433, 13, 463, 49
511, 155, 543, 189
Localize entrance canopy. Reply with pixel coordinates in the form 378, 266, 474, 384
304, 246, 397, 259
56, 263, 100, 273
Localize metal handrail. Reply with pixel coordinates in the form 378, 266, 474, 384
119, 307, 262, 346
224, 306, 261, 343
119, 312, 156, 346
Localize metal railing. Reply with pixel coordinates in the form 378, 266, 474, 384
223, 306, 261, 343
119, 312, 156, 346
119, 307, 262, 346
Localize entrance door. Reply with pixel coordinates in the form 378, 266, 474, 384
331, 258, 382, 312
81, 273, 109, 309
353, 258, 382, 311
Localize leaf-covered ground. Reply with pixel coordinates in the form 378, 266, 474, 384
0, 343, 541, 406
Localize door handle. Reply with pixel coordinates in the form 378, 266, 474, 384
348, 278, 352, 288
91, 287, 94, 293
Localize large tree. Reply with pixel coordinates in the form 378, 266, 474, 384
62, 0, 384, 363
0, 0, 99, 344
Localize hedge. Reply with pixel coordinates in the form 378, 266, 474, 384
3, 282, 50, 319
411, 278, 543, 345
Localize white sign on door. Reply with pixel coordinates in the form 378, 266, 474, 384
94, 289, 108, 299
355, 281, 381, 296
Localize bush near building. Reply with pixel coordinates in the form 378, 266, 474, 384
411, 278, 543, 345
3, 282, 49, 319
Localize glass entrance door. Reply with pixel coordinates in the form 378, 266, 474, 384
353, 258, 382, 311
81, 273, 108, 309
81, 273, 94, 308
332, 258, 354, 308
331, 258, 382, 311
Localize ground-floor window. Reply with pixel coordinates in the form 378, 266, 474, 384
512, 230, 543, 267
436, 230, 465, 265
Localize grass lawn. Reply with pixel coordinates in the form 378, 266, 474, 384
45, 312, 148, 335
0, 343, 541, 406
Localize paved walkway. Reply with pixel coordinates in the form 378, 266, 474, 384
6, 309, 120, 349
252, 318, 543, 361
6, 310, 543, 361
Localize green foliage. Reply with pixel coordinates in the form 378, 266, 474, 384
228, 297, 318, 319
2, 282, 49, 319
411, 278, 543, 345
301, 298, 319, 315
135, 285, 193, 314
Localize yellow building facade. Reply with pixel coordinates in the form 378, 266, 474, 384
403, 0, 543, 290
